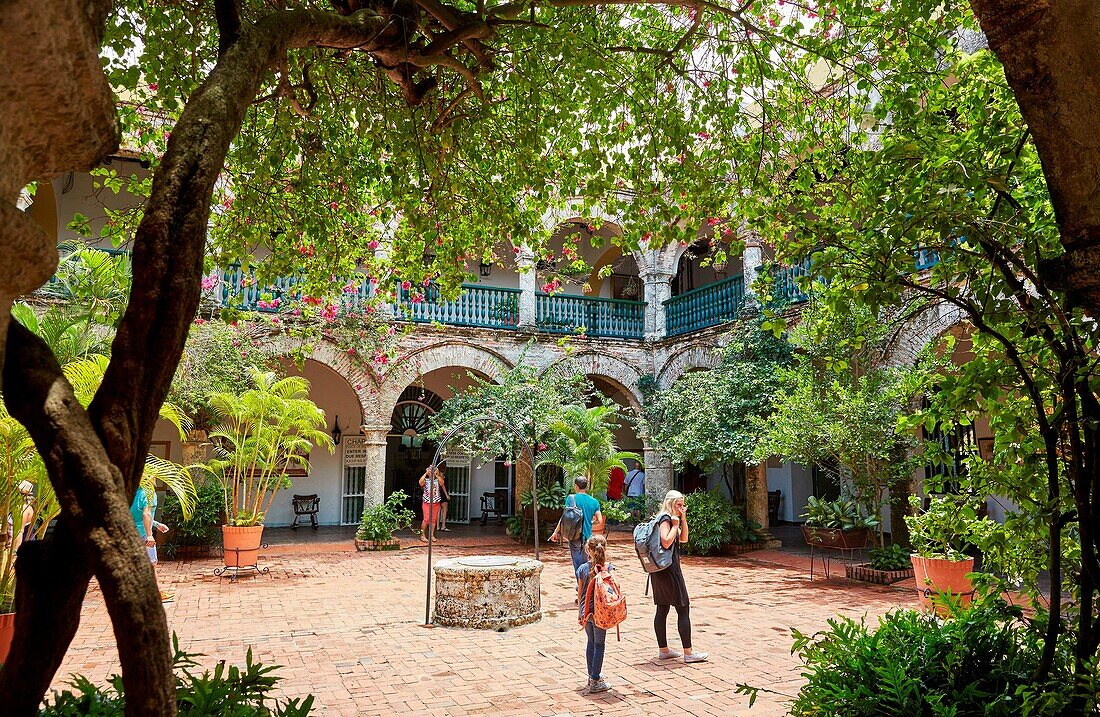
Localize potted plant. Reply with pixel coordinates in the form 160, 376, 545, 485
800, 495, 878, 550
845, 543, 915, 584
905, 494, 990, 614
355, 490, 415, 551
517, 481, 567, 543
206, 369, 333, 568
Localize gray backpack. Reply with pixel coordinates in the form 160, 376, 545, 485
558, 495, 584, 543
633, 514, 673, 573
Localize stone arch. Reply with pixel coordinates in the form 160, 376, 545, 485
377, 340, 514, 417
540, 198, 627, 236
263, 333, 383, 424
881, 301, 968, 368
541, 351, 645, 410
656, 343, 723, 389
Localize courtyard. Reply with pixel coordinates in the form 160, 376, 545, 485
54, 532, 908, 716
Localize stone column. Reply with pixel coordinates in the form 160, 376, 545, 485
641, 270, 673, 340
742, 234, 765, 303
745, 462, 782, 547
643, 446, 673, 502
181, 430, 210, 466
517, 247, 537, 331
359, 424, 391, 508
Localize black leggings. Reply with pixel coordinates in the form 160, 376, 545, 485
654, 604, 691, 649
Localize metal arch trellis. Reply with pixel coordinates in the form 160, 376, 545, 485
423, 415, 539, 626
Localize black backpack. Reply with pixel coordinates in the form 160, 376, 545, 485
559, 495, 584, 542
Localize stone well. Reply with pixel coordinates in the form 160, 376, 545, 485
433, 556, 543, 629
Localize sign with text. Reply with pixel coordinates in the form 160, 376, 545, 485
342, 436, 371, 468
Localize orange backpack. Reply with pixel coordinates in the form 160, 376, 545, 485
580, 564, 627, 640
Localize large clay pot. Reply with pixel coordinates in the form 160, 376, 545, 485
222, 525, 264, 568
911, 554, 975, 615
0, 611, 15, 664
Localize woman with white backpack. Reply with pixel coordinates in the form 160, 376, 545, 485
649, 490, 708, 664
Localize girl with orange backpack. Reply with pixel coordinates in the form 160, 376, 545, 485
577, 534, 626, 694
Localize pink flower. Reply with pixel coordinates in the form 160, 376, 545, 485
368, 240, 379, 250
697, 131, 711, 139
321, 304, 339, 321
347, 348, 356, 355
641, 231, 653, 242
707, 217, 722, 227
329, 201, 339, 210
343, 281, 359, 294
504, 460, 512, 468
387, 326, 396, 336
355, 384, 363, 390
401, 280, 412, 290
372, 350, 389, 366
537, 443, 547, 451
299, 244, 315, 257
422, 278, 431, 286
410, 293, 424, 304
149, 83, 158, 91
703, 80, 712, 89
193, 318, 207, 325
200, 274, 220, 291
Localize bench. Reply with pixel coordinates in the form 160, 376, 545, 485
291, 494, 320, 529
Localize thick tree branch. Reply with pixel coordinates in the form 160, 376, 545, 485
215, 0, 241, 56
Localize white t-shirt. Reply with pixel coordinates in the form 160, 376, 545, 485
625, 469, 645, 497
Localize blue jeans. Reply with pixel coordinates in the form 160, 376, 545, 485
569, 539, 585, 578
585, 620, 607, 681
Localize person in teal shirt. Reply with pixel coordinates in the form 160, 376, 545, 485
550, 477, 604, 579
131, 486, 173, 602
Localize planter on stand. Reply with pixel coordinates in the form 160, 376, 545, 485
0, 611, 14, 664
801, 525, 871, 580
911, 555, 975, 615
216, 524, 269, 581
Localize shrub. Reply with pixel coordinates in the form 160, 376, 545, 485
599, 498, 632, 525
355, 490, 415, 543
519, 482, 566, 510
40, 635, 314, 716
682, 490, 758, 556
868, 543, 911, 572
162, 479, 224, 558
802, 495, 878, 531
789, 600, 1092, 716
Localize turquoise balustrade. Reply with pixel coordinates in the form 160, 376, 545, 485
394, 282, 521, 329
773, 258, 814, 304
535, 293, 645, 339
219, 265, 376, 313
664, 274, 745, 337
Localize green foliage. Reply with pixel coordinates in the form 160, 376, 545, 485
906, 494, 995, 562
428, 352, 593, 466
599, 498, 631, 525
205, 370, 334, 526
643, 321, 792, 470
789, 601, 1092, 717
548, 405, 638, 495
355, 490, 415, 542
802, 496, 879, 531
169, 322, 278, 432
682, 490, 757, 556
39, 635, 315, 716
162, 479, 225, 554
519, 483, 566, 511
757, 304, 927, 535
869, 544, 912, 572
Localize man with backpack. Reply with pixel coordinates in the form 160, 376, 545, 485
550, 477, 604, 580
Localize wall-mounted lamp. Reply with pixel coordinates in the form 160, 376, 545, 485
479, 261, 493, 277
331, 415, 342, 446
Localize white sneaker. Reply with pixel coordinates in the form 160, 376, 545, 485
658, 650, 682, 660
684, 651, 709, 664
590, 679, 611, 693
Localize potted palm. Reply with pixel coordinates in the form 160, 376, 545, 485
206, 370, 333, 568
905, 494, 990, 614
800, 496, 878, 550
549, 404, 640, 496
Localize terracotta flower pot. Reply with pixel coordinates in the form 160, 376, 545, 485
0, 611, 15, 664
911, 554, 975, 615
222, 524, 264, 568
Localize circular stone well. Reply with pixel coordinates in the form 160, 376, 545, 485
433, 556, 543, 629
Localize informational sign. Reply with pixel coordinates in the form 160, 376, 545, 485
342, 436, 371, 468
441, 446, 471, 467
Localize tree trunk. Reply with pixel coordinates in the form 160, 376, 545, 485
969, 0, 1100, 315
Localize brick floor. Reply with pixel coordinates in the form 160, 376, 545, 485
50, 535, 913, 716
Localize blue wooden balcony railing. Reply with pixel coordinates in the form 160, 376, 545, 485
664, 274, 746, 337
535, 293, 645, 339
773, 257, 814, 304
395, 283, 521, 330
220, 265, 376, 313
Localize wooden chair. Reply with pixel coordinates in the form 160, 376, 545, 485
291, 494, 320, 529
767, 490, 782, 526
480, 489, 508, 525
